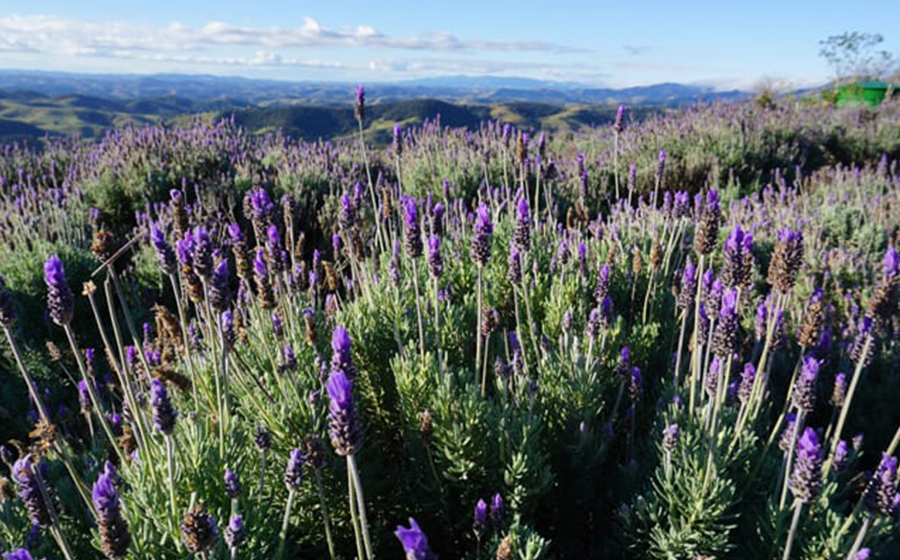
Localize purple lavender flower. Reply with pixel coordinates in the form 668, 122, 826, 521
149, 379, 177, 436
93, 469, 131, 558
676, 257, 697, 310
224, 468, 241, 499
427, 235, 443, 279
854, 549, 871, 560
599, 295, 614, 328
339, 194, 356, 232
792, 356, 820, 412
473, 499, 488, 537
833, 440, 849, 473
830, 372, 847, 408
331, 325, 355, 380
283, 449, 304, 490
209, 259, 231, 312
176, 235, 194, 266
405, 197, 423, 259
738, 363, 756, 405
326, 369, 362, 456
705, 357, 721, 398
674, 191, 691, 217
629, 367, 643, 402
883, 245, 899, 280
614, 104, 626, 133
191, 227, 214, 281
77, 379, 92, 414
768, 228, 804, 294
490, 493, 504, 526
255, 426, 271, 452
864, 454, 898, 516
694, 190, 721, 255
722, 226, 753, 288
508, 241, 522, 284
586, 307, 601, 340
617, 347, 631, 378
594, 263, 611, 305
150, 226, 177, 275
712, 288, 738, 357
181, 504, 218, 553
662, 424, 679, 452
2, 550, 41, 560
393, 124, 403, 155
354, 85, 366, 123
11, 456, 52, 527
224, 514, 246, 550
281, 344, 297, 373
471, 203, 493, 266
44, 255, 74, 326
221, 310, 236, 350
395, 518, 436, 560
249, 188, 275, 224
789, 428, 823, 502
850, 316, 875, 368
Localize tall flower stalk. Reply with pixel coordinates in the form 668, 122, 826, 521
327, 328, 372, 560
471, 204, 493, 395
44, 256, 121, 461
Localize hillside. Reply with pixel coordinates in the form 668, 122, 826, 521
0, 91, 664, 143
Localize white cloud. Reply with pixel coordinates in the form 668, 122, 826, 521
0, 14, 583, 62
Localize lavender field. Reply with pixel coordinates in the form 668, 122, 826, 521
0, 93, 899, 560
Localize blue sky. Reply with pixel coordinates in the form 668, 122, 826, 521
1, 0, 897, 89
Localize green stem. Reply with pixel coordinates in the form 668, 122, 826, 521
781, 500, 804, 560
276, 489, 296, 560
166, 434, 178, 521
476, 265, 483, 387
314, 469, 337, 560
347, 462, 365, 560
412, 258, 426, 361
63, 324, 122, 462
348, 453, 373, 560
845, 514, 872, 560
824, 335, 872, 479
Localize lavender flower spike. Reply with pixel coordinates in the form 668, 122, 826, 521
11, 456, 52, 527
149, 379, 177, 435
614, 104, 626, 133
284, 449, 304, 490
44, 255, 74, 326
789, 428, 823, 502
471, 203, 493, 266
395, 518, 436, 560
792, 355, 820, 412
181, 504, 218, 553
354, 85, 366, 123
405, 198, 423, 259
427, 235, 443, 279
514, 196, 531, 251
2, 550, 40, 560
326, 368, 363, 456
93, 469, 131, 558
473, 499, 488, 537
490, 492, 504, 526
331, 325, 356, 381
883, 245, 899, 280
225, 514, 246, 549
150, 226, 178, 275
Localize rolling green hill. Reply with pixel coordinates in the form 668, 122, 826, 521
0, 90, 664, 144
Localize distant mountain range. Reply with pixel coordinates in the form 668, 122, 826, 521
0, 70, 751, 143
0, 70, 749, 106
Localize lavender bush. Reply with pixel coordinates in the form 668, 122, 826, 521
0, 93, 898, 559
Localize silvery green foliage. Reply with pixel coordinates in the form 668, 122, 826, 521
1, 96, 900, 560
